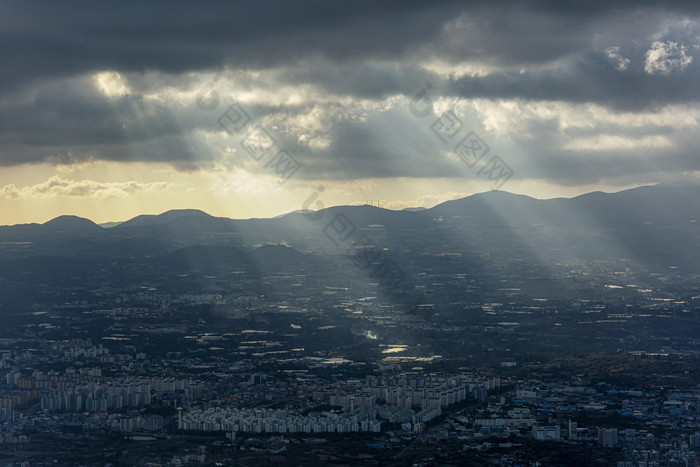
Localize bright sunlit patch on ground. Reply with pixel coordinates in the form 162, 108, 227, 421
381, 345, 408, 354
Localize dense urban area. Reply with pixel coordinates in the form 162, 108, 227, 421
1, 262, 700, 465
1, 187, 700, 465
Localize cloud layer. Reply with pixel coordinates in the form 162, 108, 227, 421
0, 176, 172, 200
1, 0, 700, 189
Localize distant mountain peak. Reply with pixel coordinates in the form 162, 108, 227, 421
43, 215, 101, 232
429, 190, 537, 211
160, 208, 211, 217
116, 209, 215, 229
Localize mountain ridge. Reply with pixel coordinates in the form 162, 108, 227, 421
1, 185, 674, 228
2, 184, 700, 292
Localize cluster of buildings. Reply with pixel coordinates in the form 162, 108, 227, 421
39, 377, 204, 412
111, 414, 164, 433
333, 374, 500, 408
179, 406, 382, 434
40, 381, 152, 412
327, 373, 500, 425
438, 380, 700, 466
179, 373, 501, 435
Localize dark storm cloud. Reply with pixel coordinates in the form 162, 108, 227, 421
447, 51, 700, 110
1, 0, 698, 93
1, 0, 700, 184
0, 0, 463, 94
0, 76, 206, 166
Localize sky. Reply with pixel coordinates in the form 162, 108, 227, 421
1, 0, 700, 225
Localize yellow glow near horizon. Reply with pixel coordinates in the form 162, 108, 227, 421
0, 160, 653, 226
